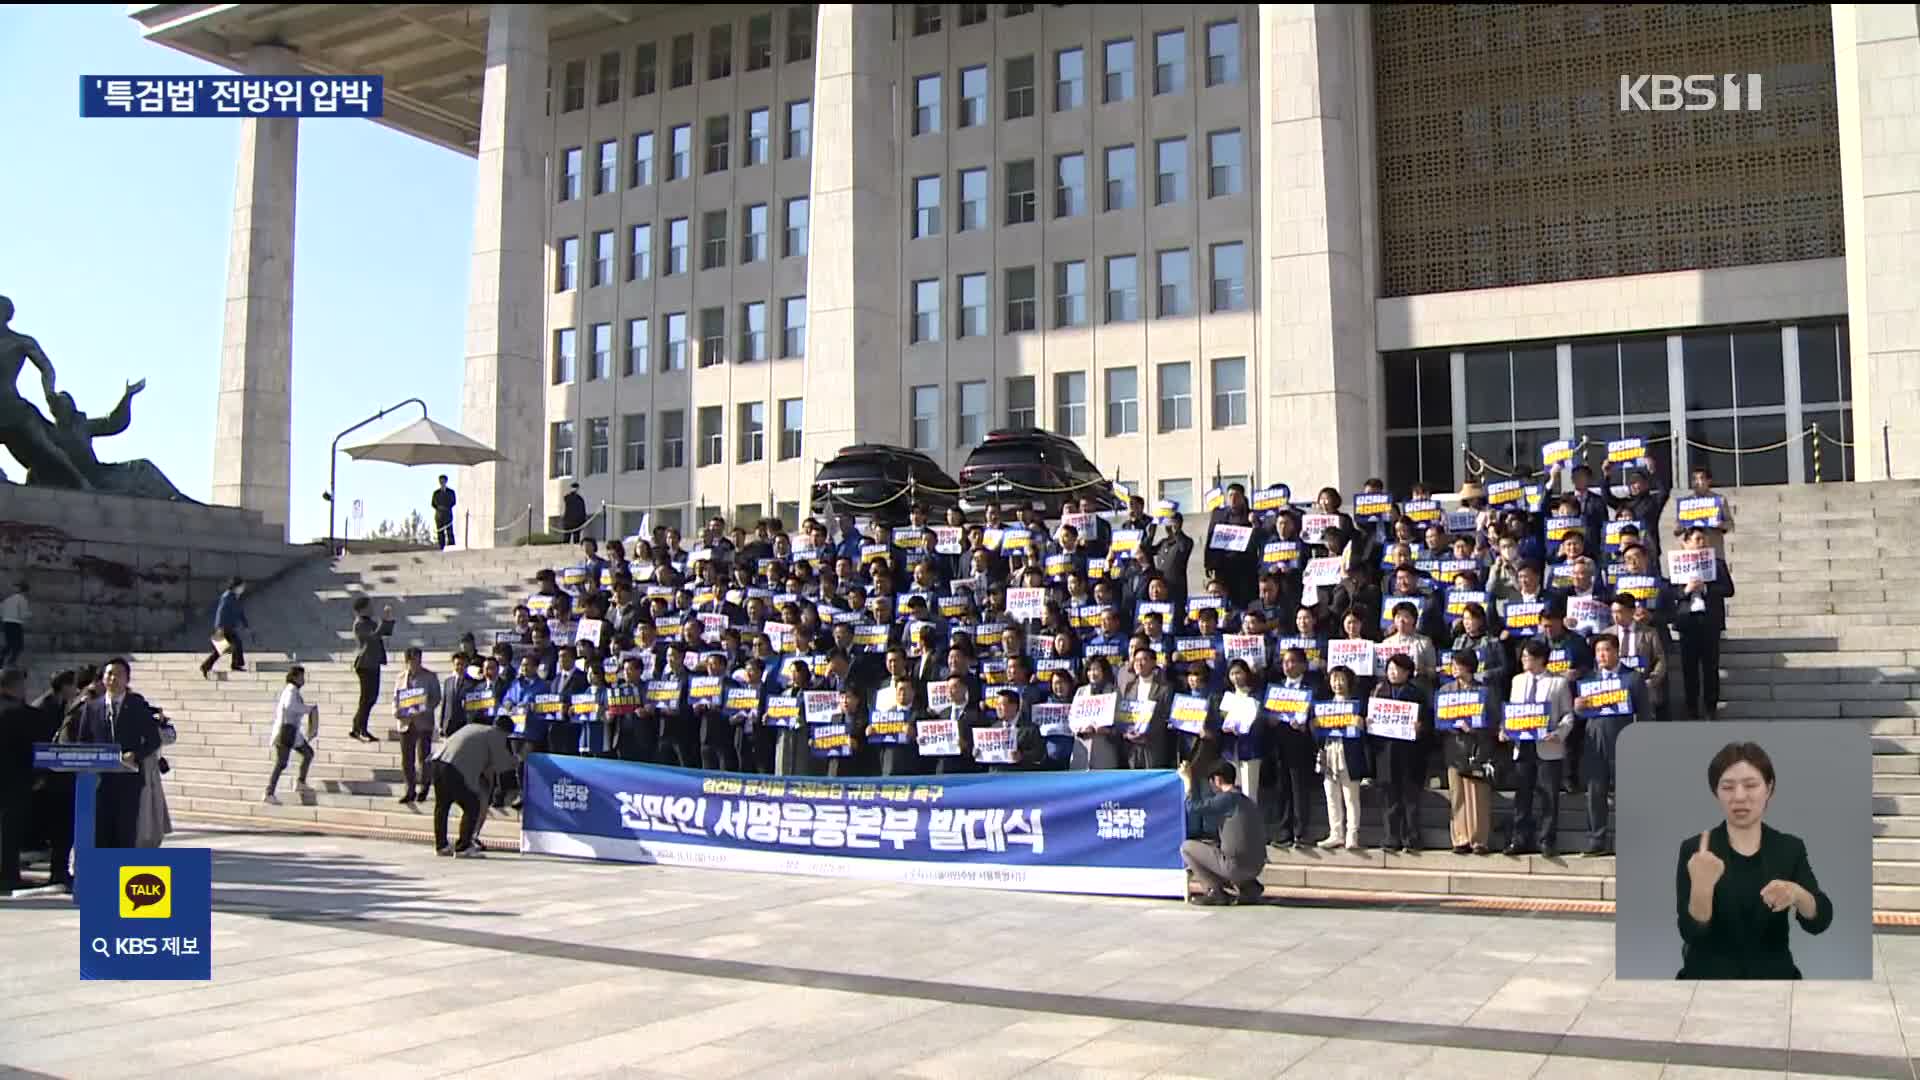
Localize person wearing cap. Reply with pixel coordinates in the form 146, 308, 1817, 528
560, 482, 588, 543
200, 576, 249, 677
1180, 759, 1269, 906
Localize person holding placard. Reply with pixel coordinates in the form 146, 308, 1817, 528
1501, 639, 1576, 858
1675, 465, 1734, 553
1174, 662, 1223, 795
1331, 608, 1379, 699
981, 688, 1045, 773
1315, 666, 1371, 851
1072, 656, 1124, 770
1450, 602, 1510, 700
1607, 467, 1671, 561
1328, 563, 1383, 636
264, 666, 317, 805
1671, 526, 1735, 721
1575, 633, 1649, 856
391, 647, 443, 805
1119, 646, 1175, 770
1609, 595, 1669, 721
1265, 647, 1321, 848
1216, 660, 1267, 808
1380, 601, 1439, 690
695, 651, 740, 773
1369, 654, 1431, 851
1439, 651, 1495, 855
1148, 513, 1194, 617
811, 686, 866, 779
1203, 484, 1259, 608
930, 675, 986, 776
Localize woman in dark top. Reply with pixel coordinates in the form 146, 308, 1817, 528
1677, 741, 1833, 980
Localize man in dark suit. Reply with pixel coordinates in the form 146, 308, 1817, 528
1203, 484, 1259, 608
431, 475, 457, 549
1, 668, 41, 890
1149, 513, 1195, 617
348, 597, 397, 742
1118, 647, 1175, 769
75, 657, 161, 849
561, 483, 589, 543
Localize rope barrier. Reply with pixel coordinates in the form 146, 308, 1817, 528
1680, 426, 1814, 455
1816, 428, 1855, 449
492, 505, 533, 533
1465, 426, 1822, 480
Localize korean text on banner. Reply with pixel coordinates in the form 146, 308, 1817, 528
1502, 701, 1550, 741
1207, 524, 1253, 552
1328, 638, 1375, 676
1221, 692, 1260, 735
916, 718, 962, 756
1578, 675, 1633, 717
1352, 493, 1393, 521
1169, 694, 1209, 735
1302, 557, 1344, 589
1264, 685, 1311, 723
1677, 495, 1724, 530
1071, 692, 1117, 732
1668, 548, 1718, 583
1222, 634, 1266, 668
1006, 588, 1047, 621
1033, 703, 1072, 739
78, 848, 213, 980
1435, 688, 1487, 730
1367, 697, 1420, 741
1301, 513, 1339, 545
1542, 439, 1575, 468
973, 725, 1017, 764
1311, 699, 1361, 738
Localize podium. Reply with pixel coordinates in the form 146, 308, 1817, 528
32, 742, 136, 900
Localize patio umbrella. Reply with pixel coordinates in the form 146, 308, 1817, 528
342, 416, 502, 466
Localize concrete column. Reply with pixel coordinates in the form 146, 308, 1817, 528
804, 4, 903, 461
1256, 4, 1381, 495
212, 44, 299, 537
461, 4, 550, 546
1834, 5, 1920, 479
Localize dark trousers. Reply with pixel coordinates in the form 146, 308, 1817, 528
1565, 716, 1586, 788
268, 728, 313, 793
701, 740, 741, 772
1680, 628, 1723, 716
435, 514, 454, 549
1509, 748, 1563, 850
1584, 716, 1629, 850
1374, 737, 1427, 849
0, 621, 22, 667
618, 715, 656, 762
546, 722, 576, 757
432, 762, 484, 851
202, 630, 245, 673
0, 783, 25, 883
401, 727, 433, 796
934, 755, 980, 775
350, 667, 381, 737
1267, 726, 1317, 843
661, 716, 699, 768
750, 726, 779, 773
96, 775, 143, 848
34, 772, 73, 883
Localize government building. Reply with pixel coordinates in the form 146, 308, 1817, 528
134, 3, 1918, 543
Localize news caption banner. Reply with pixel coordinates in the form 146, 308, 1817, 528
76, 848, 212, 981
80, 75, 384, 118
523, 756, 1186, 899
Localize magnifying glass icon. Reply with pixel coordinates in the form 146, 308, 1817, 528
90, 937, 110, 958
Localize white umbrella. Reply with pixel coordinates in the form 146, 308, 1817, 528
342, 417, 502, 466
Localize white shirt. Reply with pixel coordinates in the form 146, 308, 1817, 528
0, 592, 26, 624
275, 685, 309, 732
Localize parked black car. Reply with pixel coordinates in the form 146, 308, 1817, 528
809, 443, 962, 525
957, 429, 1120, 518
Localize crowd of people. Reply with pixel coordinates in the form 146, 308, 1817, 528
364, 458, 1736, 875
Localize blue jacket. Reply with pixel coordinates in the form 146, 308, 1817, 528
212, 590, 248, 631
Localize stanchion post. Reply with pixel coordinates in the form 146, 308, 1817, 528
1812, 422, 1822, 484
525, 504, 533, 545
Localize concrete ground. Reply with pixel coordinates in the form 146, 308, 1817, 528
0, 827, 1916, 1080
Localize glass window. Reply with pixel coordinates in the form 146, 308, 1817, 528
592, 230, 613, 286
708, 23, 733, 80
1682, 332, 1734, 412
702, 209, 728, 269
779, 398, 804, 460
782, 295, 807, 358
595, 139, 617, 195
743, 107, 769, 166
670, 33, 694, 88
559, 146, 581, 201
562, 60, 585, 113
1211, 357, 1247, 429
1005, 266, 1036, 333
659, 409, 685, 469
1103, 38, 1134, 103
1055, 47, 1084, 111
698, 306, 725, 367
747, 13, 773, 70
552, 327, 576, 383
1154, 137, 1187, 205
623, 413, 647, 471
1055, 371, 1087, 437
597, 51, 621, 105
1159, 478, 1193, 516
1209, 242, 1246, 313
1005, 55, 1035, 119
1621, 336, 1670, 415
664, 312, 688, 370
1005, 159, 1036, 224
1733, 329, 1785, 408
1382, 351, 1452, 433
587, 417, 610, 475
1157, 361, 1192, 432
1054, 260, 1086, 328
1105, 145, 1136, 211
1207, 129, 1242, 197
668, 124, 691, 180
588, 322, 610, 380
960, 4, 989, 27
1206, 20, 1240, 86
738, 402, 765, 463
705, 115, 730, 173
1054, 153, 1085, 218
786, 6, 814, 63
913, 4, 942, 35
550, 420, 575, 477
958, 168, 987, 231
699, 406, 723, 466
740, 301, 767, 362
914, 74, 942, 136
633, 42, 657, 97
912, 279, 941, 343
1153, 29, 1185, 95
625, 317, 649, 375
1007, 376, 1037, 428
911, 385, 941, 450
959, 65, 988, 128
1104, 254, 1138, 323
631, 131, 654, 187
958, 273, 988, 338
1106, 367, 1139, 436
1798, 321, 1849, 404
666, 217, 688, 274
1156, 248, 1190, 318
785, 99, 811, 159
556, 236, 578, 292
742, 204, 768, 263
958, 381, 988, 446
914, 175, 942, 238
1005, 3, 1034, 15
784, 197, 809, 256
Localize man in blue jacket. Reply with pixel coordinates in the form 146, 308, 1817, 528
200, 577, 248, 677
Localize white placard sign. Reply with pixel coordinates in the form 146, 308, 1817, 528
1367, 696, 1420, 741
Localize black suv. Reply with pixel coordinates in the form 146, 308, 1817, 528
809, 443, 961, 525
957, 429, 1119, 518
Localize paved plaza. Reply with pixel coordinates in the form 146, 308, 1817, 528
1, 828, 1917, 1080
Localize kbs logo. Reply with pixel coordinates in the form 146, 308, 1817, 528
1619, 74, 1762, 112
119, 866, 171, 919
550, 780, 591, 812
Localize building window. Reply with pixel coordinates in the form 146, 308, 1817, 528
705, 115, 730, 173
701, 210, 728, 269
1006, 55, 1034, 119
1153, 29, 1185, 95
660, 409, 686, 469
622, 413, 647, 472
709, 23, 733, 80
1104, 254, 1138, 323
588, 322, 610, 380
625, 317, 649, 375
1053, 152, 1085, 218
747, 13, 773, 71
1005, 159, 1036, 225
670, 33, 694, 88
784, 197, 809, 257
1154, 136, 1186, 205
668, 124, 691, 179
911, 384, 941, 450
912, 279, 940, 343
958, 167, 987, 231
779, 398, 804, 460
959, 65, 987, 128
559, 146, 581, 201
698, 306, 726, 366
556, 236, 578, 292
551, 420, 575, 477
1106, 367, 1139, 436
785, 99, 811, 158
1054, 371, 1087, 437
1464, 344, 1560, 475
738, 402, 765, 463
740, 301, 767, 361
1104, 144, 1135, 211
1681, 329, 1791, 486
633, 42, 657, 96
552, 327, 576, 384
1005, 3, 1034, 15
1208, 129, 1243, 197
1005, 266, 1036, 333
594, 139, 617, 195
562, 60, 586, 112
1209, 242, 1247, 312
914, 175, 942, 238
957, 273, 987, 338
913, 4, 943, 35
1798, 321, 1854, 482
786, 5, 814, 62
664, 312, 688, 370
586, 417, 610, 475
781, 295, 807, 357
597, 51, 621, 105
1007, 376, 1036, 428
1157, 361, 1192, 432
698, 406, 723, 466
740, 204, 768, 263
1156, 248, 1190, 318
1205, 20, 1240, 86
1055, 47, 1083, 110
1054, 260, 1086, 328
743, 107, 769, 166
666, 217, 688, 274
1383, 351, 1457, 496
1102, 38, 1134, 103
914, 74, 942, 136
1159, 478, 1193, 515
1212, 356, 1247, 429
591, 230, 613, 287
776, 501, 799, 530
631, 131, 654, 187
957, 380, 988, 446
960, 4, 989, 27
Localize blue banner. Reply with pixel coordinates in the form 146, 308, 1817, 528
33, 742, 131, 772
81, 75, 383, 118
522, 757, 1186, 898
78, 848, 212, 980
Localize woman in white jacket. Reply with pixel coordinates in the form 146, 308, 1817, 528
136, 707, 176, 847
266, 666, 317, 804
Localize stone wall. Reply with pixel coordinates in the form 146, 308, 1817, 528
0, 486, 321, 655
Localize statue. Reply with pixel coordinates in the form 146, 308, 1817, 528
0, 295, 193, 501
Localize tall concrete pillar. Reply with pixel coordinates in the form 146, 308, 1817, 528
804, 4, 903, 458
213, 44, 299, 537
1256, 5, 1382, 494
461, 4, 549, 546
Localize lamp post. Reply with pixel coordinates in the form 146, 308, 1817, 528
325, 397, 427, 554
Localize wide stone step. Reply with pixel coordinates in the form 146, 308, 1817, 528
1875, 884, 1920, 910
172, 800, 520, 843
1258, 859, 1612, 901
